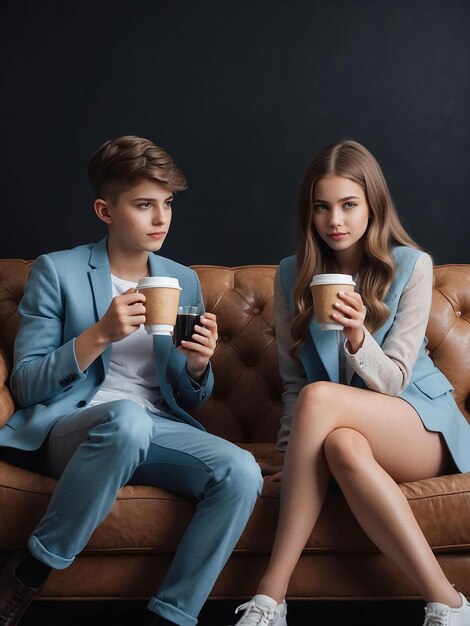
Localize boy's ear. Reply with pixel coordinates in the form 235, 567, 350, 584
94, 199, 113, 225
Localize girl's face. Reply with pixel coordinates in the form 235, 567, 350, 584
312, 176, 370, 256
97, 179, 173, 254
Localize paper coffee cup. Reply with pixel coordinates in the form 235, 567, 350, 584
137, 276, 182, 335
310, 273, 356, 331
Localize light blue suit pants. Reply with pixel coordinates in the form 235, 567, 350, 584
28, 399, 263, 626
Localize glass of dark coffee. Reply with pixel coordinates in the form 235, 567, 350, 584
173, 305, 202, 347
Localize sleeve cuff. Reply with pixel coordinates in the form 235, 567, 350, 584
343, 328, 369, 372
186, 364, 210, 390
71, 337, 88, 379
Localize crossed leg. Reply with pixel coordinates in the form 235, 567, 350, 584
257, 381, 460, 607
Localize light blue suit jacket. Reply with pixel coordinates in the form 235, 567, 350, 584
278, 246, 470, 473
0, 238, 213, 452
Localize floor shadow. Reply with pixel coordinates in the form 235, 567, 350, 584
21, 598, 426, 625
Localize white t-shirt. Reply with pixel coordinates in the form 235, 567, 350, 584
88, 274, 165, 414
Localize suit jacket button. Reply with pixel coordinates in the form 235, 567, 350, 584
77, 400, 87, 408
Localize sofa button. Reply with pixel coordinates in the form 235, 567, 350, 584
222, 335, 230, 342
455, 311, 462, 317
76, 400, 87, 408
253, 308, 261, 315
245, 359, 255, 366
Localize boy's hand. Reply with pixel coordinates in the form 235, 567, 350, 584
97, 288, 146, 343
178, 312, 218, 382
76, 288, 146, 372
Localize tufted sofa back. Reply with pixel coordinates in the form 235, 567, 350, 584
426, 265, 470, 424
0, 260, 469, 444
191, 266, 283, 442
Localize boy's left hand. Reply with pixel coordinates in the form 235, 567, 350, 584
179, 312, 218, 382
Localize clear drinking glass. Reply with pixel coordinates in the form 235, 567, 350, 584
173, 305, 202, 346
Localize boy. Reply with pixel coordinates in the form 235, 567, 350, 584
0, 135, 263, 626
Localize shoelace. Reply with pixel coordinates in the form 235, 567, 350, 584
233, 600, 279, 626
423, 606, 450, 626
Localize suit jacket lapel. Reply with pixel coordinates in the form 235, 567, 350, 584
148, 253, 169, 277
89, 267, 112, 321
300, 317, 340, 383
88, 238, 113, 369
88, 239, 112, 319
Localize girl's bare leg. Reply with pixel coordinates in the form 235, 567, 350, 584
257, 381, 460, 607
324, 426, 459, 606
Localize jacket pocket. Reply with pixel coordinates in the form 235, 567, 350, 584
413, 369, 454, 399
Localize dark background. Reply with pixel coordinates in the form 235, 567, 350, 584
1, 0, 469, 268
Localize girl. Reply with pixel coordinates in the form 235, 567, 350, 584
231, 140, 470, 626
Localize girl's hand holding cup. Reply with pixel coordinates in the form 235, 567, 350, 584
332, 291, 367, 353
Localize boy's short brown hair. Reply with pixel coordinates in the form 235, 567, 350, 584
88, 135, 187, 203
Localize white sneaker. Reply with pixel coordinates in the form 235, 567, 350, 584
424, 593, 470, 625
231, 594, 288, 626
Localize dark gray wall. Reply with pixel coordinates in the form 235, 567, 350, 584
1, 0, 469, 266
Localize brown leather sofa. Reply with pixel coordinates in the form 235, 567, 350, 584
0, 259, 469, 602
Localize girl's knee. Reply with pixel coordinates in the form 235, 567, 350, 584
296, 382, 341, 426
293, 382, 338, 433
298, 381, 333, 407
324, 427, 371, 474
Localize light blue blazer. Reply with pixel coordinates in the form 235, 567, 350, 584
279, 246, 470, 473
0, 238, 213, 452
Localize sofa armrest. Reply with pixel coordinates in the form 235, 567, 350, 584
0, 349, 15, 428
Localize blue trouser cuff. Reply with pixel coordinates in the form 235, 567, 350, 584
148, 596, 197, 626
28, 535, 74, 570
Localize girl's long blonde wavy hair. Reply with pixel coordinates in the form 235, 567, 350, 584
291, 139, 420, 356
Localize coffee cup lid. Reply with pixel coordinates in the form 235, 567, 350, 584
137, 276, 181, 290
309, 273, 356, 287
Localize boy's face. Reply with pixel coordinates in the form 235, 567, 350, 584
95, 179, 173, 253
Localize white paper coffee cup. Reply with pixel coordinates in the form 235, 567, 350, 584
137, 276, 182, 335
310, 273, 356, 331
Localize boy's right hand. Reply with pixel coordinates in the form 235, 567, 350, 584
97, 288, 146, 343
76, 288, 146, 372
